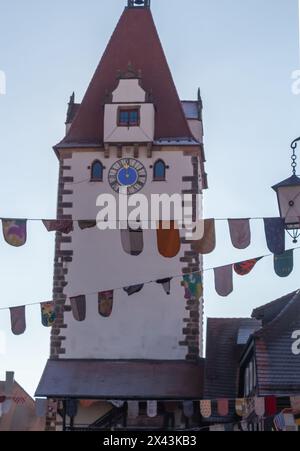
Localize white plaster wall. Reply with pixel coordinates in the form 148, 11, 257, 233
104, 104, 155, 143
112, 79, 146, 103
61, 148, 203, 360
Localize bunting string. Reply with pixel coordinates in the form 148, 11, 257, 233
0, 246, 299, 314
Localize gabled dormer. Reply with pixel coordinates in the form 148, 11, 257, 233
104, 66, 155, 144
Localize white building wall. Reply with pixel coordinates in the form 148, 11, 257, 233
60, 147, 203, 360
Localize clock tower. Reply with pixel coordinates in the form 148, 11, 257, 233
36, 1, 207, 431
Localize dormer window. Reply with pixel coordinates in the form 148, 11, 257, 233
118, 107, 140, 127
91, 160, 104, 181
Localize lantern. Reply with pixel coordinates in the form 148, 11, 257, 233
272, 137, 300, 243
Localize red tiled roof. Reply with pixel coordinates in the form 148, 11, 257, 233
58, 7, 193, 147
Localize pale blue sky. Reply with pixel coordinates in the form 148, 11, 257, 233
0, 0, 299, 396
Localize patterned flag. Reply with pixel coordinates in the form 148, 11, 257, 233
264, 218, 285, 254
42, 220, 73, 235
234, 257, 262, 276
182, 273, 203, 300
2, 219, 27, 247
98, 291, 114, 318
40, 302, 56, 327
200, 400, 212, 418
70, 295, 86, 322
274, 249, 294, 277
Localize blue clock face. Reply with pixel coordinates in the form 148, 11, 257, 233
108, 158, 147, 194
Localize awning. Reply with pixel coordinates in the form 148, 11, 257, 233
35, 359, 204, 400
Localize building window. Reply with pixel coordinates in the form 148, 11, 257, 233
118, 107, 140, 127
153, 159, 167, 181
91, 160, 104, 181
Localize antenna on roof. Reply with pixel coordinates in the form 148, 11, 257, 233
127, 0, 151, 8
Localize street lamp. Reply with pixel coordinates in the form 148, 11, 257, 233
272, 137, 300, 243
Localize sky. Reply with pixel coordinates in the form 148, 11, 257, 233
0, 0, 299, 397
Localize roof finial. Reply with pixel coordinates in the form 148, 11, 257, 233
127, 0, 151, 8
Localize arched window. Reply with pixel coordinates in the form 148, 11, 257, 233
91, 160, 104, 181
153, 159, 167, 181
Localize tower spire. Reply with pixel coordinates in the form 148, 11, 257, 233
127, 0, 150, 8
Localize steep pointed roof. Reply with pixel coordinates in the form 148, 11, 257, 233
57, 7, 193, 147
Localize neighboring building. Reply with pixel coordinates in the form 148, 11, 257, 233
204, 290, 300, 431
36, 0, 207, 431
0, 372, 45, 431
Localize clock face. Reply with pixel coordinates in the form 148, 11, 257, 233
108, 158, 147, 194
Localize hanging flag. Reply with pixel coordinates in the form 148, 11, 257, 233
265, 396, 277, 416
121, 226, 144, 256
264, 218, 285, 254
78, 220, 97, 230
2, 219, 27, 247
234, 257, 262, 276
200, 400, 211, 418
147, 401, 157, 418
156, 221, 181, 258
228, 218, 251, 250
70, 295, 86, 322
110, 400, 125, 408
274, 249, 294, 277
98, 291, 114, 318
182, 273, 203, 300
192, 219, 216, 254
214, 265, 233, 297
42, 219, 73, 235
217, 399, 229, 417
235, 398, 246, 417
183, 401, 194, 418
290, 396, 300, 414
254, 397, 265, 417
156, 278, 172, 295
123, 284, 144, 296
10, 306, 26, 335
80, 400, 98, 408
35, 399, 48, 418
40, 302, 56, 327
127, 401, 139, 419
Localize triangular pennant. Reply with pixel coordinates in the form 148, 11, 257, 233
156, 221, 181, 258
228, 218, 251, 250
10, 306, 26, 335
2, 219, 27, 247
78, 220, 97, 230
234, 257, 262, 276
40, 302, 57, 327
123, 284, 144, 296
156, 278, 172, 295
274, 249, 294, 277
42, 219, 74, 234
200, 400, 211, 418
98, 291, 114, 318
264, 217, 285, 254
192, 219, 216, 254
217, 399, 229, 417
70, 295, 86, 322
182, 273, 203, 300
121, 226, 144, 256
214, 265, 233, 297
